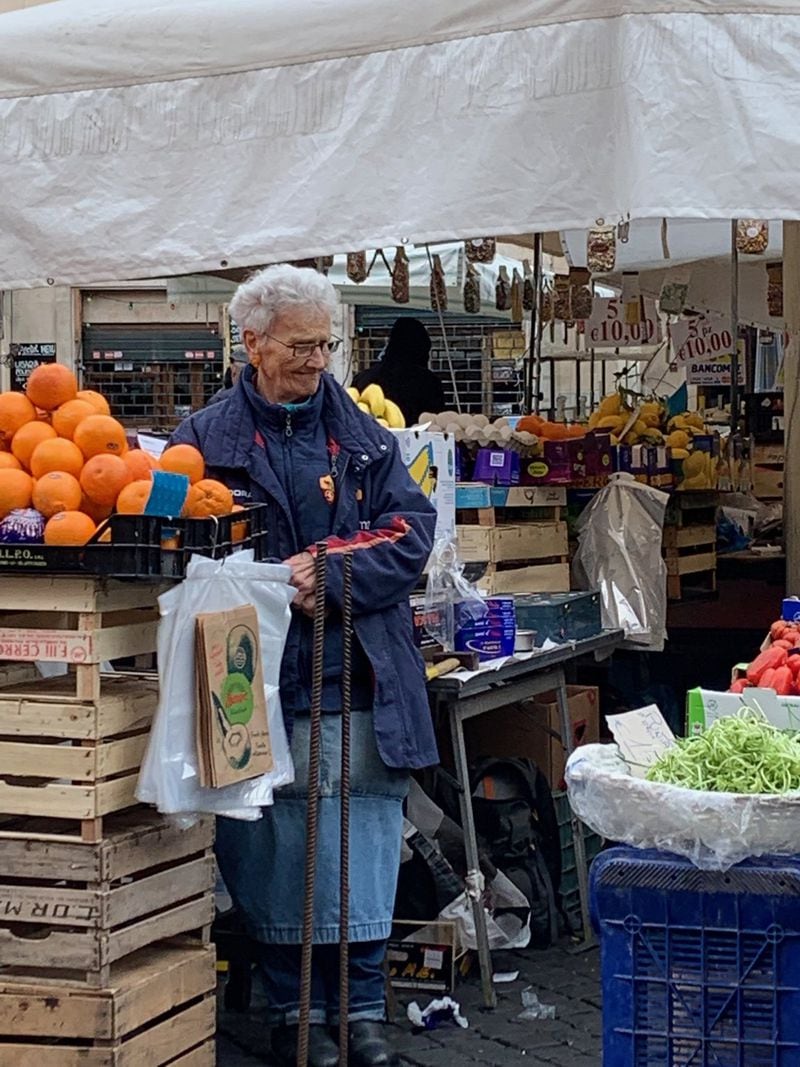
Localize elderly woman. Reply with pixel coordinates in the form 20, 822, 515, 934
171, 265, 438, 1067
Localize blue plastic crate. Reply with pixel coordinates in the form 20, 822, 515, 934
591, 847, 800, 1066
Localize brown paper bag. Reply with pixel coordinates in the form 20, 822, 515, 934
195, 604, 274, 788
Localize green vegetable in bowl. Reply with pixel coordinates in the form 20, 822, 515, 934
646, 709, 800, 794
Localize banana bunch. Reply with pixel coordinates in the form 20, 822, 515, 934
345, 383, 406, 429
587, 393, 707, 450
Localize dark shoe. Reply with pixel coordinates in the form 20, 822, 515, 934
348, 1021, 399, 1067
271, 1023, 340, 1067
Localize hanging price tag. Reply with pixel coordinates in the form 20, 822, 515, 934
585, 298, 661, 347
671, 315, 734, 363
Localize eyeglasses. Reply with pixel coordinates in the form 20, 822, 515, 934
263, 333, 342, 360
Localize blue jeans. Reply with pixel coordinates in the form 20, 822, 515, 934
255, 939, 388, 1026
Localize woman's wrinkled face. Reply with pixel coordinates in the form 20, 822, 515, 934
243, 306, 331, 406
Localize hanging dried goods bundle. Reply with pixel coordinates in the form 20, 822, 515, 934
346, 251, 369, 283
767, 261, 783, 318
463, 263, 481, 313
430, 254, 447, 311
495, 265, 511, 311
587, 227, 616, 273
736, 220, 769, 255
391, 246, 410, 304
465, 237, 496, 264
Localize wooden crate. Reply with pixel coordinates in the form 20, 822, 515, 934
0, 943, 215, 1065
457, 486, 566, 527
475, 561, 571, 595
0, 673, 157, 842
0, 811, 214, 986
457, 522, 568, 564
0, 576, 166, 703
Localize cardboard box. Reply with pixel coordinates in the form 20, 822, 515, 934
387, 920, 457, 992
464, 685, 600, 788
474, 562, 571, 595
520, 441, 573, 485
392, 430, 456, 544
454, 596, 516, 660
686, 687, 800, 735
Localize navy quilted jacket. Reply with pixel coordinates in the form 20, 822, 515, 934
170, 367, 439, 770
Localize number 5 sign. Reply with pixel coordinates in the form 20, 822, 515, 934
671, 315, 734, 363
585, 298, 662, 348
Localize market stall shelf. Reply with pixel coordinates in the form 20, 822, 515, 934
0, 942, 216, 1065
0, 812, 214, 988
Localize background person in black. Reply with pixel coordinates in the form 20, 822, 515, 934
353, 318, 445, 426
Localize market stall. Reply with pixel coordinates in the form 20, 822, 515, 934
1, 2, 800, 1065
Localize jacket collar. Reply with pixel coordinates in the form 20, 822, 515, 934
199, 370, 393, 472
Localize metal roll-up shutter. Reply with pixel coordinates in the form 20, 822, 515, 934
353, 306, 523, 415
82, 325, 223, 430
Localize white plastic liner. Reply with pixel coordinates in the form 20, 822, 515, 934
566, 743, 800, 870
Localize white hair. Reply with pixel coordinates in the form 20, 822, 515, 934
229, 264, 338, 336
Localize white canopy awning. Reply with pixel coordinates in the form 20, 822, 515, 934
2, 0, 800, 287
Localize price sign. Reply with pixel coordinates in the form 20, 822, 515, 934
8, 343, 56, 392
585, 298, 662, 348
671, 316, 734, 363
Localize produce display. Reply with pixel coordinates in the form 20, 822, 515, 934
646, 710, 800, 794
728, 619, 800, 696
0, 366, 237, 546
417, 411, 539, 453
345, 383, 406, 428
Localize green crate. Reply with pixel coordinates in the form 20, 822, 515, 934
554, 791, 603, 919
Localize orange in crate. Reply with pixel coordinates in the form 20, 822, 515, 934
10, 421, 56, 469
30, 437, 84, 479
0, 453, 21, 471
76, 389, 111, 415
116, 479, 153, 514
74, 414, 128, 459
80, 454, 132, 507
0, 392, 36, 449
25, 363, 78, 411
0, 469, 33, 517
159, 443, 205, 484
123, 448, 157, 481
184, 479, 234, 517
44, 510, 97, 545
52, 397, 96, 440
33, 470, 82, 517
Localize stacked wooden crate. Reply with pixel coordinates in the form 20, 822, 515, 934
0, 575, 216, 1064
456, 485, 570, 594
662, 492, 718, 600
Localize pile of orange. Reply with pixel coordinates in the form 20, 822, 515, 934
0, 365, 235, 546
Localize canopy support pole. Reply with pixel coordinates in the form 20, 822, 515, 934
783, 221, 800, 594
527, 233, 543, 414
729, 220, 740, 435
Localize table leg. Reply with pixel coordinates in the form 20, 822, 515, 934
554, 669, 595, 948
449, 704, 497, 1009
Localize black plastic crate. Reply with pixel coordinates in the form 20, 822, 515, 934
0, 504, 270, 578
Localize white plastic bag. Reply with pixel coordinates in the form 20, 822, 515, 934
566, 743, 800, 870
572, 473, 668, 651
136, 551, 295, 819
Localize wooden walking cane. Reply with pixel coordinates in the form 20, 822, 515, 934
297, 542, 328, 1067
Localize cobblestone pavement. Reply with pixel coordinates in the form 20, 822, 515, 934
216, 941, 602, 1066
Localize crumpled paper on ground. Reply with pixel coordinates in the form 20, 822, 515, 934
408, 997, 469, 1031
